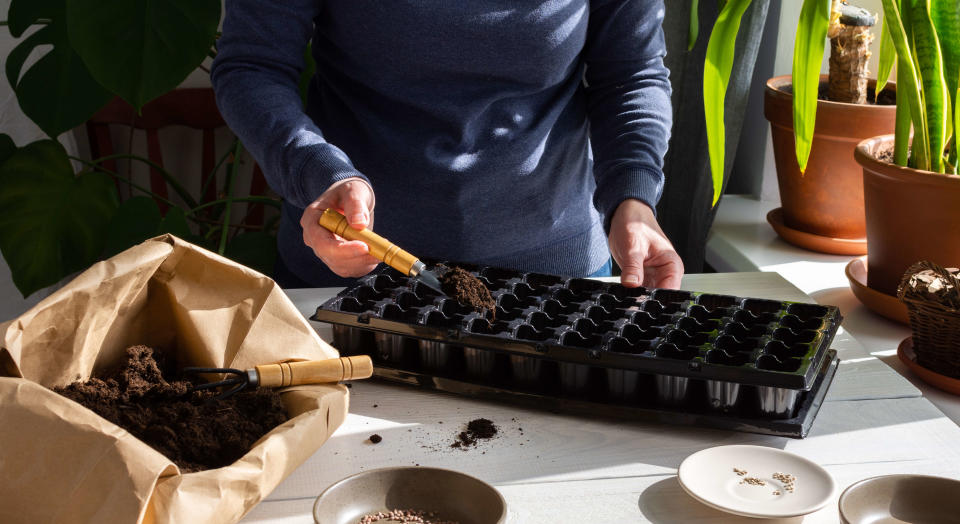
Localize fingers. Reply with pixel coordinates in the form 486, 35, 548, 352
608, 199, 685, 290
641, 250, 684, 289
300, 177, 379, 277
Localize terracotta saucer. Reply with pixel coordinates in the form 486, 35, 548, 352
845, 256, 909, 324
766, 208, 867, 256
898, 337, 960, 396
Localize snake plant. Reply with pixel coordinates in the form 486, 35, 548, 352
879, 0, 958, 174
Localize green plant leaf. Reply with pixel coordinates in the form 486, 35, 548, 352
703, 0, 753, 206
894, 58, 913, 165
102, 196, 162, 258
0, 134, 17, 166
909, 0, 947, 173
224, 232, 277, 277
931, 0, 959, 111
65, 0, 220, 110
882, 0, 930, 169
8, 0, 60, 37
158, 207, 194, 241
877, 12, 896, 94
300, 42, 316, 107
0, 140, 118, 297
5, 17, 113, 137
688, 0, 700, 51
792, 0, 830, 174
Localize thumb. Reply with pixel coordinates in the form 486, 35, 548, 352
619, 260, 645, 288
340, 184, 372, 230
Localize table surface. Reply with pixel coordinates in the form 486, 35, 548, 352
240, 271, 960, 524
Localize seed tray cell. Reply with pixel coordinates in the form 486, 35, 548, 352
314, 264, 841, 390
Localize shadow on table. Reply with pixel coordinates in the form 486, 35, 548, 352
638, 477, 808, 523
242, 497, 315, 523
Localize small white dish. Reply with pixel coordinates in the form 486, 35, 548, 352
678, 445, 836, 519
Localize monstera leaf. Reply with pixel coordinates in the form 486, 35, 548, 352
0, 139, 118, 297
65, 0, 220, 109
225, 232, 278, 277
102, 197, 197, 258
5, 0, 113, 137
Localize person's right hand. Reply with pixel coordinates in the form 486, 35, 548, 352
300, 177, 380, 277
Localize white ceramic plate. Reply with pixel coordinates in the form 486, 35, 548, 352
678, 445, 836, 519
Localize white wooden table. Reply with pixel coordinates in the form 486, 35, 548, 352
241, 273, 960, 523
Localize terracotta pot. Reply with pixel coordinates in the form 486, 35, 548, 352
856, 135, 960, 296
765, 75, 896, 242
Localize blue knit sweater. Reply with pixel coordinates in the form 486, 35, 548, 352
211, 0, 672, 286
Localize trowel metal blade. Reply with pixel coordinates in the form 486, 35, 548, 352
414, 269, 444, 294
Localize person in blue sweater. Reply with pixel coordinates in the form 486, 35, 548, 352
211, 0, 683, 290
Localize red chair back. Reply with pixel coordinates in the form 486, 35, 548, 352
86, 88, 269, 226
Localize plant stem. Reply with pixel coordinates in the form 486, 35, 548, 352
201, 139, 237, 200
70, 156, 180, 209
83, 153, 199, 208
188, 196, 280, 216
218, 141, 243, 255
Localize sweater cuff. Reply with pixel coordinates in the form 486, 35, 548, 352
289, 146, 372, 209
593, 166, 664, 232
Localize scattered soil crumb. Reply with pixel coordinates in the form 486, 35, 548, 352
358, 509, 458, 524
53, 345, 287, 472
450, 418, 498, 449
369, 434, 382, 444
439, 266, 495, 313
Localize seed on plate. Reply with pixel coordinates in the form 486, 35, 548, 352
740, 477, 766, 486
772, 490, 781, 495
733, 467, 747, 476
772, 472, 797, 493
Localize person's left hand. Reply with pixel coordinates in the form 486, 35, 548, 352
608, 199, 684, 289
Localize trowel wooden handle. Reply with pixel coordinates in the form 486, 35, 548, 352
318, 208, 419, 275
255, 356, 374, 387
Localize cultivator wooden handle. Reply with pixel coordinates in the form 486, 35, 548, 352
318, 208, 419, 275
255, 355, 373, 387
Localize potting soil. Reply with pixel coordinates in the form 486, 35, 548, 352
54, 345, 288, 472
439, 266, 495, 313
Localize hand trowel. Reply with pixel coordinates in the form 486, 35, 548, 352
318, 208, 444, 294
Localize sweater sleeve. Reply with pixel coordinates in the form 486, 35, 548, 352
210, 0, 369, 209
584, 0, 673, 228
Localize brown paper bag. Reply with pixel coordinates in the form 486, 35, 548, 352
0, 234, 347, 524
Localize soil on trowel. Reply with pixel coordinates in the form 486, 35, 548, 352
54, 345, 288, 472
450, 418, 498, 449
439, 266, 495, 313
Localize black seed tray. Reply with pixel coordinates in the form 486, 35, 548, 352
313, 264, 842, 391
370, 350, 838, 438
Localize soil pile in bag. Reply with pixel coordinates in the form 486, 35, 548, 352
54, 345, 288, 472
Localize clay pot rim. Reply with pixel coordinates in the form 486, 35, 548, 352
855, 134, 960, 188
765, 74, 897, 112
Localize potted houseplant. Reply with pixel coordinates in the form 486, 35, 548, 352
764, 1, 897, 254
701, 1, 896, 254
853, 0, 959, 298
